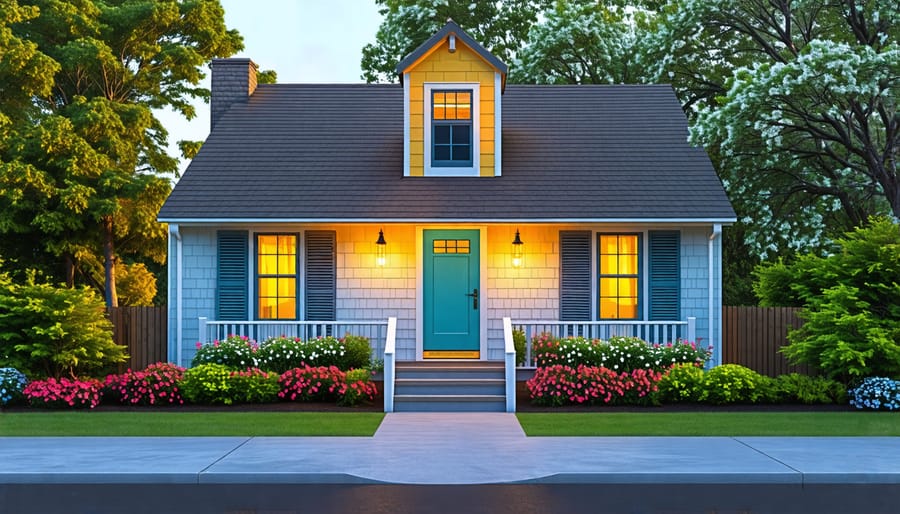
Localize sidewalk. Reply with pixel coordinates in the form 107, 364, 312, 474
2, 413, 900, 512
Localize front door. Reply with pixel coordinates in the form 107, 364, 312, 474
423, 229, 480, 358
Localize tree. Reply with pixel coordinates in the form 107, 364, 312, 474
360, 0, 552, 83
754, 218, 900, 382
0, 0, 243, 306
510, 1, 655, 84
644, 0, 899, 256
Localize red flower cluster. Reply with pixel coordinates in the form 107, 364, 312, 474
527, 364, 662, 407
278, 366, 377, 406
23, 377, 103, 409
103, 362, 186, 406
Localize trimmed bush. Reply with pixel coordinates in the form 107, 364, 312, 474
849, 377, 900, 411
180, 364, 234, 405
773, 373, 845, 405
657, 363, 706, 403
23, 377, 102, 409
340, 334, 373, 370
103, 363, 185, 406
192, 336, 258, 370
227, 368, 280, 404
0, 367, 28, 406
531, 334, 710, 372
700, 364, 775, 405
278, 365, 346, 403
527, 364, 662, 407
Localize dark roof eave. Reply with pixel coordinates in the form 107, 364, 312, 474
394, 20, 508, 77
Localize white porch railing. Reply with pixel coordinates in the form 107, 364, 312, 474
502, 317, 516, 413
383, 317, 397, 413
198, 318, 390, 362
511, 318, 696, 368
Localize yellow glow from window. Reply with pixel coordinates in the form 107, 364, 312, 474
599, 234, 639, 319
433, 91, 472, 121
257, 234, 297, 320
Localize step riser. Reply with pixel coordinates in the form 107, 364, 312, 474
394, 401, 506, 413
395, 370, 505, 380
395, 384, 505, 396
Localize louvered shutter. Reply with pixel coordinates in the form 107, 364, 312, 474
305, 230, 336, 321
648, 231, 680, 321
216, 231, 248, 320
559, 231, 592, 321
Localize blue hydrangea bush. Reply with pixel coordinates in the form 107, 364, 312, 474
0, 368, 28, 406
848, 377, 900, 411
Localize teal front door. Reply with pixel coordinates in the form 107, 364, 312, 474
423, 229, 480, 357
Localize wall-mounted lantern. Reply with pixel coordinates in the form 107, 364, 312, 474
511, 229, 524, 268
375, 229, 387, 267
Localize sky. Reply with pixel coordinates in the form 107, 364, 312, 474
158, 0, 384, 175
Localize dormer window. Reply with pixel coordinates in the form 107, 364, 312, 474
424, 83, 479, 176
432, 90, 472, 167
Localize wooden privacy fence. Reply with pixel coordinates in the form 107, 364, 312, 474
108, 306, 167, 371
722, 306, 810, 377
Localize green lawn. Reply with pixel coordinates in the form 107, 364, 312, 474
517, 412, 900, 436
0, 411, 385, 436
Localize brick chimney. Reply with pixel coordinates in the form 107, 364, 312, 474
210, 58, 258, 129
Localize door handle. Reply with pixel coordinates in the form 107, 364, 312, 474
465, 288, 478, 310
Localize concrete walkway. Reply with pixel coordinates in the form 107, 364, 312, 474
2, 413, 900, 512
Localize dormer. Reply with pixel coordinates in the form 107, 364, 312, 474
396, 21, 507, 177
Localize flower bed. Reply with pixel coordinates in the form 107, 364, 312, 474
531, 334, 711, 371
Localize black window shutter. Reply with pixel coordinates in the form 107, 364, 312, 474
648, 231, 680, 321
305, 230, 336, 321
559, 231, 592, 321
216, 231, 248, 320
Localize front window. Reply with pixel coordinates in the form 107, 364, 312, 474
598, 234, 639, 319
432, 89, 473, 167
257, 234, 297, 319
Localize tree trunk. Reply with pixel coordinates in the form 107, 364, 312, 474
102, 215, 118, 308
64, 254, 75, 288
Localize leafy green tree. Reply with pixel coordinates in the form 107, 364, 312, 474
645, 0, 899, 256
0, 0, 242, 306
755, 218, 900, 382
510, 1, 655, 84
361, 0, 552, 83
0, 268, 126, 378
115, 262, 157, 307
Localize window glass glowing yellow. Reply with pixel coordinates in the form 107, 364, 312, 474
599, 234, 639, 319
257, 234, 297, 320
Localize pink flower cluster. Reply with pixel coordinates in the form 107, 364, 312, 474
23, 377, 103, 409
103, 362, 186, 406
527, 364, 662, 407
278, 366, 378, 406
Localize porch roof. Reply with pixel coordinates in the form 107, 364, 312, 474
159, 84, 736, 223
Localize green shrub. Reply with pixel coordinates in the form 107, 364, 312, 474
755, 218, 900, 382
340, 334, 372, 370
700, 364, 775, 405
0, 367, 28, 406
192, 335, 258, 370
513, 327, 526, 366
657, 363, 706, 403
345, 368, 371, 383
227, 368, 280, 403
773, 373, 846, 405
180, 364, 234, 405
0, 271, 126, 378
531, 334, 711, 372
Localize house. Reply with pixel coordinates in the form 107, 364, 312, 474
158, 22, 735, 411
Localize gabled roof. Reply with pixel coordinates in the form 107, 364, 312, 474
158, 84, 735, 223
395, 20, 508, 76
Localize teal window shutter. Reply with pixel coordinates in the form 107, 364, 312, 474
216, 231, 248, 320
648, 231, 680, 321
305, 230, 336, 321
559, 231, 592, 321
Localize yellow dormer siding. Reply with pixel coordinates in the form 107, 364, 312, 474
399, 23, 506, 178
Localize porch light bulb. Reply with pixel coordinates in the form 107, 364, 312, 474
375, 229, 387, 267
512, 229, 524, 268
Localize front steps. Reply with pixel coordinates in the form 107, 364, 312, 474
393, 361, 507, 412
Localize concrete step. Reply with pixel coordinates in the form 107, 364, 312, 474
394, 378, 506, 396
393, 394, 506, 412
395, 362, 505, 380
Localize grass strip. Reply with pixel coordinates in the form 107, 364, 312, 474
0, 411, 384, 437
517, 412, 900, 436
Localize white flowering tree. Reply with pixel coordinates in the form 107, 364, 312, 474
645, 0, 899, 255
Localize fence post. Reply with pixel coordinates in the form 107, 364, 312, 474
686, 317, 696, 344
198, 317, 208, 345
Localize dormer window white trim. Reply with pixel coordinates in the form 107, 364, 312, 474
424, 82, 480, 177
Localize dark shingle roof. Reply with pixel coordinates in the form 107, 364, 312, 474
158, 83, 735, 222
